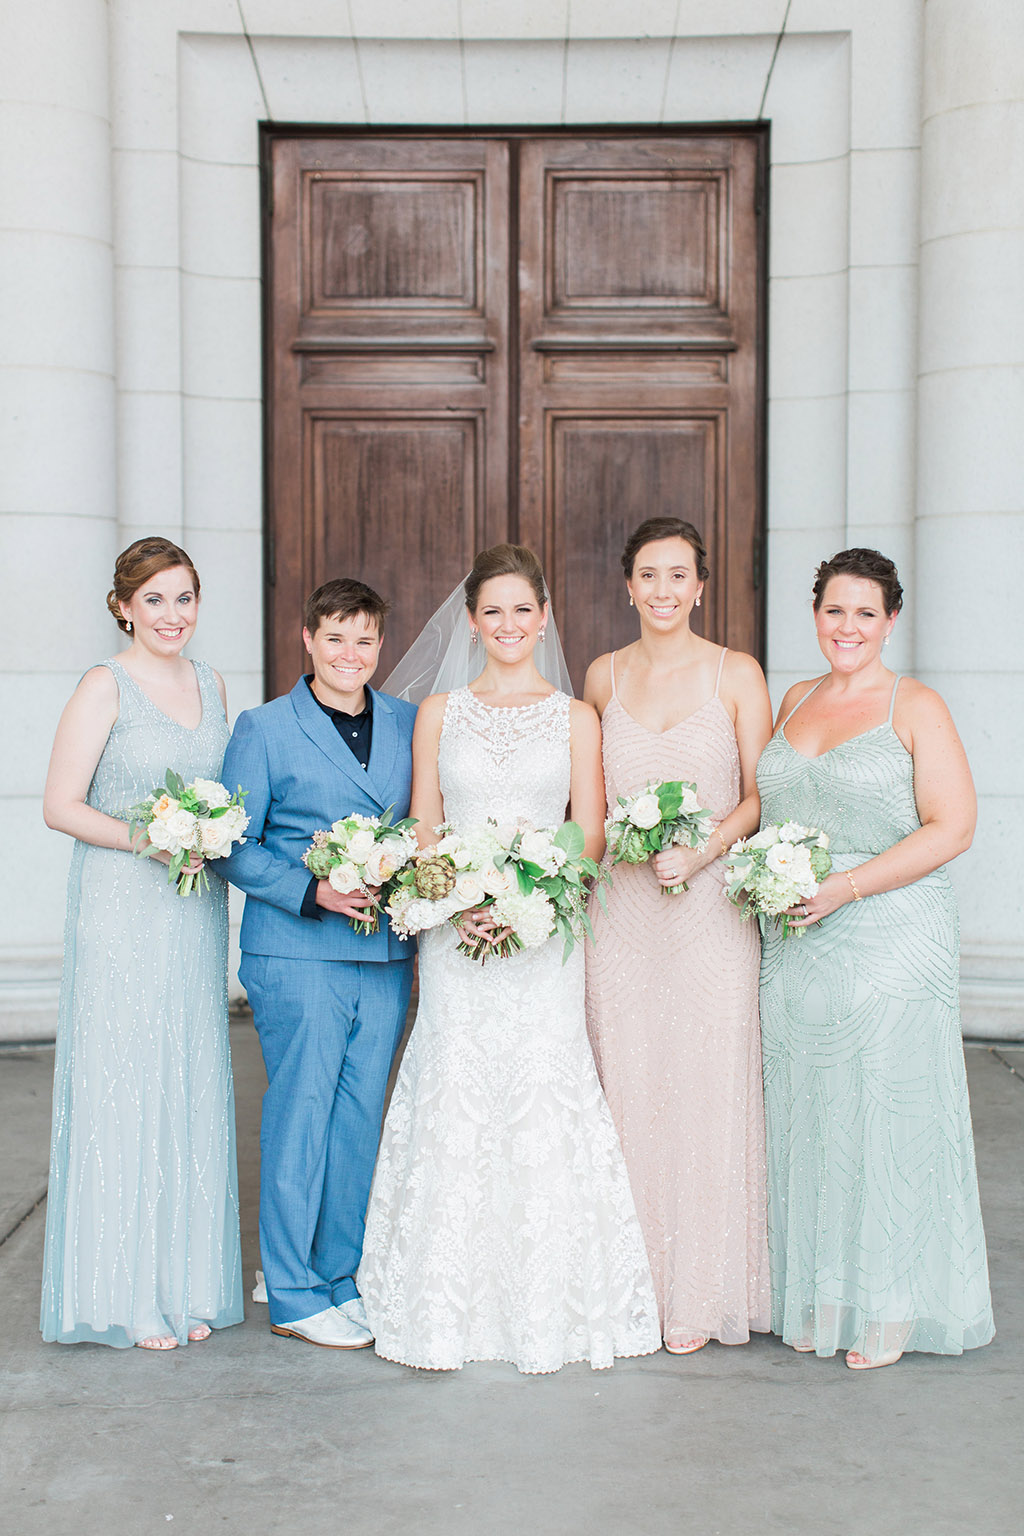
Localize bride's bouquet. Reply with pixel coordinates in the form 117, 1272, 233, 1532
129, 769, 248, 896
724, 822, 832, 938
302, 809, 419, 934
385, 819, 608, 963
604, 780, 715, 894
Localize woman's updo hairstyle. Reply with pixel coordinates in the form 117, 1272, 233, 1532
106, 536, 201, 632
812, 548, 903, 617
464, 543, 546, 613
621, 517, 709, 581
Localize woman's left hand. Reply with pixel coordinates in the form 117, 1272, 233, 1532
784, 872, 855, 929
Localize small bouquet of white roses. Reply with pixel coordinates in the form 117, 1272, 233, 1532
724, 821, 832, 938
386, 819, 609, 963
302, 808, 419, 934
604, 780, 715, 894
129, 769, 249, 897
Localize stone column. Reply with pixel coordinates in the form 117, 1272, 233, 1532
0, 0, 117, 1037
917, 0, 1024, 1037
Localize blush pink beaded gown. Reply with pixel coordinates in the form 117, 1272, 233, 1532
585, 649, 770, 1347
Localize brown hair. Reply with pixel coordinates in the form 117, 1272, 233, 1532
812, 548, 904, 616
464, 544, 546, 613
621, 518, 709, 581
304, 578, 390, 636
106, 537, 200, 632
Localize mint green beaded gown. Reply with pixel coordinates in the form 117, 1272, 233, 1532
757, 678, 993, 1357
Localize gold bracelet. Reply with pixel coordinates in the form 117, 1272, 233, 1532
713, 826, 729, 859
845, 870, 862, 901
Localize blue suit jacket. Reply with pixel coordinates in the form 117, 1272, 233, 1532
220, 678, 417, 962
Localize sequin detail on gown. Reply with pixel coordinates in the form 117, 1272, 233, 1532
358, 688, 661, 1373
585, 653, 770, 1345
757, 678, 994, 1356
40, 659, 244, 1347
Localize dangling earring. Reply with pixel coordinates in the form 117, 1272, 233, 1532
125, 620, 132, 633
884, 635, 891, 647
538, 627, 547, 640
471, 629, 478, 645
628, 595, 634, 607
695, 596, 701, 609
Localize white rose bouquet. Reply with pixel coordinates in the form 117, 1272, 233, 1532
724, 821, 832, 938
385, 819, 609, 964
302, 808, 418, 934
129, 769, 248, 896
604, 780, 715, 894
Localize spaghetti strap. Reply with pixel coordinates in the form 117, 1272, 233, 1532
887, 674, 902, 724
609, 652, 618, 700
713, 647, 728, 698
779, 678, 824, 732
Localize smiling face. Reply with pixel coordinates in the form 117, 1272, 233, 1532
626, 537, 704, 631
814, 575, 896, 672
119, 565, 198, 655
469, 574, 548, 666
303, 610, 382, 711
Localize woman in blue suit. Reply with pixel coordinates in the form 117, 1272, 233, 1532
221, 578, 416, 1351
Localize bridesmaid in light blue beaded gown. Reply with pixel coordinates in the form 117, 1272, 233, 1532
757, 549, 993, 1369
41, 539, 243, 1349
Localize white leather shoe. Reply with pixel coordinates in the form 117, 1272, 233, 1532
271, 1305, 373, 1350
336, 1295, 370, 1333
252, 1270, 267, 1304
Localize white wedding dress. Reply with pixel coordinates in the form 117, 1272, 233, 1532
358, 688, 661, 1372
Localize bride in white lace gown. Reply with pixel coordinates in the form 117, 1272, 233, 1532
358, 545, 660, 1373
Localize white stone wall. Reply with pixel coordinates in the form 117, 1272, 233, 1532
1, 0, 1020, 1037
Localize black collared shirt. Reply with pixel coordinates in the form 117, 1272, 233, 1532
300, 676, 374, 919
305, 674, 373, 769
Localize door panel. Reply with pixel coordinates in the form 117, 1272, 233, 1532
265, 130, 764, 700
266, 136, 509, 695
517, 135, 764, 692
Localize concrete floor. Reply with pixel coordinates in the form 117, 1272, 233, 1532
1, 1024, 1021, 1536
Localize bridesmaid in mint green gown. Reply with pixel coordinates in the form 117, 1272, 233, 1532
757, 549, 993, 1370
40, 539, 243, 1350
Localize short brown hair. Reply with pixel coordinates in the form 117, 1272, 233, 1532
621, 518, 709, 581
304, 578, 389, 636
106, 537, 200, 633
464, 544, 546, 613
812, 548, 904, 616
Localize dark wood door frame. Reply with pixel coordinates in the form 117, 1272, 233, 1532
261, 124, 768, 700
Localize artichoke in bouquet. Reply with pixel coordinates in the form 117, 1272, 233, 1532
414, 852, 457, 901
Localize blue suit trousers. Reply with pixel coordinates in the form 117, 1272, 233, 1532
240, 953, 413, 1326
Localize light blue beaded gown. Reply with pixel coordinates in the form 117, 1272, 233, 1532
757, 676, 994, 1357
41, 659, 244, 1347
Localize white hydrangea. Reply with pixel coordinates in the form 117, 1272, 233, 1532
493, 887, 555, 949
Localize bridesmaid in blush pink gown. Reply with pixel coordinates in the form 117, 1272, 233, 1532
584, 518, 774, 1355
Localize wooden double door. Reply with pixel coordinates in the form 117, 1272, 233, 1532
263, 129, 766, 697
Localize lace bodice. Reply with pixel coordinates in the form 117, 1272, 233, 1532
438, 688, 571, 830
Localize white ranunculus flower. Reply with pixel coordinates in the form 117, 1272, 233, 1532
345, 828, 377, 863
166, 809, 200, 847
479, 863, 515, 897
778, 820, 806, 844
328, 861, 363, 894
679, 786, 701, 814
765, 841, 798, 876
518, 830, 565, 874
146, 818, 174, 851
630, 793, 662, 830
364, 845, 401, 886
191, 778, 231, 809
454, 872, 486, 907
749, 824, 782, 849
200, 818, 232, 856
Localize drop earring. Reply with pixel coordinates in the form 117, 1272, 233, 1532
471, 629, 478, 645
628, 595, 634, 607
884, 635, 891, 647
125, 620, 132, 632
695, 596, 701, 609
539, 627, 547, 640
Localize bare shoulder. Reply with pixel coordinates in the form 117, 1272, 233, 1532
569, 696, 601, 736
777, 676, 824, 716
893, 675, 958, 731
415, 692, 449, 729
722, 648, 768, 692
74, 665, 120, 710
583, 652, 614, 710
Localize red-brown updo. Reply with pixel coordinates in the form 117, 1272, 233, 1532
106, 537, 201, 632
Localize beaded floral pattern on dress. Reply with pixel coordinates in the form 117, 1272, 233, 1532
359, 688, 661, 1372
